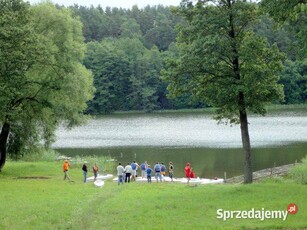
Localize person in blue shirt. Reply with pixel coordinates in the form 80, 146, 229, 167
140, 161, 148, 178
161, 162, 166, 177
131, 161, 137, 182
154, 162, 162, 182
146, 165, 152, 183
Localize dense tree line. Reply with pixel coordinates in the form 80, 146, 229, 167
67, 2, 306, 114
67, 4, 203, 113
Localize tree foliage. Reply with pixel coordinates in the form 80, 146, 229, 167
260, 0, 307, 58
67, 3, 306, 113
280, 60, 307, 104
260, 0, 306, 22
84, 38, 163, 113
0, 1, 94, 169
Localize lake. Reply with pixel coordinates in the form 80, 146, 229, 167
53, 111, 307, 178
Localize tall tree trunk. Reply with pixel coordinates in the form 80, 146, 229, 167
0, 121, 10, 172
239, 94, 253, 183
228, 2, 253, 183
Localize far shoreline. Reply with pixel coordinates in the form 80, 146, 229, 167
93, 104, 307, 117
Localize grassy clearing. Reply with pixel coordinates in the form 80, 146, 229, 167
0, 161, 306, 230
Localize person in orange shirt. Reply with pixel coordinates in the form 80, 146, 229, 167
63, 160, 70, 180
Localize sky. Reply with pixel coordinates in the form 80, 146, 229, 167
27, 0, 183, 9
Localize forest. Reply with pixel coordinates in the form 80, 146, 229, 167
67, 2, 306, 114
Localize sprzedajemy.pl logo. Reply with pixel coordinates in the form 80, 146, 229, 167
216, 204, 298, 221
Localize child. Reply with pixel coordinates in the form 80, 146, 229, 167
146, 165, 152, 183
190, 168, 196, 178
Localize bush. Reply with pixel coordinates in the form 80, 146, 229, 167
260, 176, 287, 184
288, 155, 307, 185
21, 148, 59, 162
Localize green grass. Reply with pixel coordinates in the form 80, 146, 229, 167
0, 161, 306, 230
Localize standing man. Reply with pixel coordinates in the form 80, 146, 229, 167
140, 161, 148, 178
169, 161, 174, 182
93, 163, 99, 181
82, 161, 88, 183
63, 160, 70, 181
161, 163, 166, 178
154, 162, 162, 182
146, 165, 152, 183
117, 162, 125, 185
131, 161, 137, 182
124, 163, 132, 183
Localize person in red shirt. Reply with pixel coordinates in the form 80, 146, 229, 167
190, 168, 196, 178
184, 162, 191, 182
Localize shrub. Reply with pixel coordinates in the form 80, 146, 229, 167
288, 155, 307, 184
72, 155, 117, 174
20, 148, 59, 162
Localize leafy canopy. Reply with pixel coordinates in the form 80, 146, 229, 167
163, 0, 285, 122
0, 1, 94, 156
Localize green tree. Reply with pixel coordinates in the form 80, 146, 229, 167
260, 0, 306, 22
253, 15, 299, 61
260, 0, 307, 58
163, 0, 284, 183
120, 18, 142, 39
84, 40, 131, 113
144, 12, 177, 51
280, 60, 307, 104
0, 1, 94, 170
129, 45, 163, 111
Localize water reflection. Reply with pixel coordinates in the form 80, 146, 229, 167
54, 112, 307, 178
53, 113, 307, 148
56, 144, 307, 178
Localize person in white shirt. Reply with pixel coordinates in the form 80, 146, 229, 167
124, 163, 132, 183
117, 162, 125, 185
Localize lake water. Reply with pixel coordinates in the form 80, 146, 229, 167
53, 111, 307, 178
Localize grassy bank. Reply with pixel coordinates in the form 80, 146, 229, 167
104, 104, 307, 116
0, 161, 306, 230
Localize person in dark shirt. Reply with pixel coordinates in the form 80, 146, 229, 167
169, 162, 174, 181
82, 161, 88, 183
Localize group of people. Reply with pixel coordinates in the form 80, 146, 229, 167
62, 160, 100, 183
81, 161, 99, 182
116, 161, 174, 184
63, 159, 195, 184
